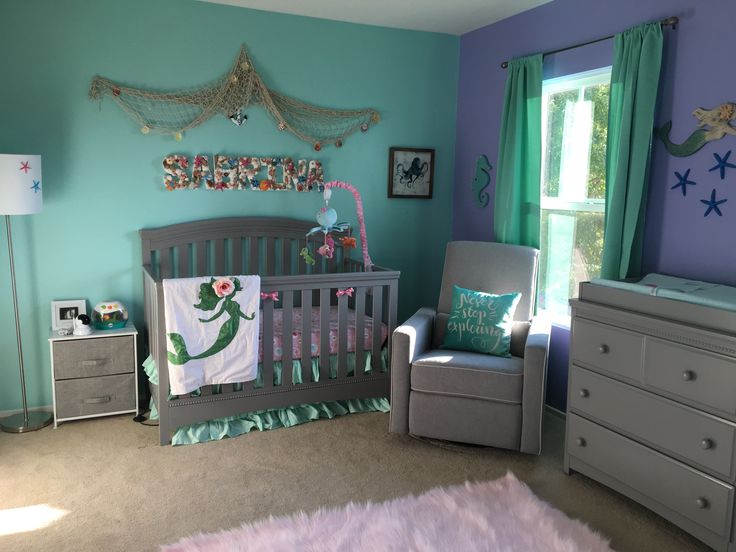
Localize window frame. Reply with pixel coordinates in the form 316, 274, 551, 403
538, 66, 612, 326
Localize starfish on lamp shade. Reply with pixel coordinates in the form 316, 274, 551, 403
708, 150, 736, 180
19, 161, 31, 173
31, 180, 41, 193
671, 169, 696, 196
700, 188, 727, 217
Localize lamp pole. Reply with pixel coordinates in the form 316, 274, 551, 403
0, 215, 52, 432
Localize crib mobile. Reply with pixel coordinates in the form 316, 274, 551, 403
302, 181, 373, 270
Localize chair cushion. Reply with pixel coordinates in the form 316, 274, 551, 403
442, 285, 520, 356
411, 349, 523, 404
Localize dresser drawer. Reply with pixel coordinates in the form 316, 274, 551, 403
570, 366, 736, 479
55, 374, 135, 419
644, 338, 736, 416
567, 413, 734, 538
53, 336, 135, 380
571, 319, 643, 380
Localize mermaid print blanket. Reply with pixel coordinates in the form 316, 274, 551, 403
163, 275, 260, 395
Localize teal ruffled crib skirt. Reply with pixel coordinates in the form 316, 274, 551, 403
143, 351, 389, 445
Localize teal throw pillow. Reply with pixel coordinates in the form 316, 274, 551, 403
442, 285, 521, 357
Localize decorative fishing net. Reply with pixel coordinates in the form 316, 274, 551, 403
88, 46, 379, 148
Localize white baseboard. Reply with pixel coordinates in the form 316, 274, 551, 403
0, 405, 53, 418
544, 404, 566, 419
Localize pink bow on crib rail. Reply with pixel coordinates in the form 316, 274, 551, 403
260, 292, 279, 301
336, 288, 354, 298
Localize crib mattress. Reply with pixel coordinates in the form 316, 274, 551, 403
258, 306, 387, 362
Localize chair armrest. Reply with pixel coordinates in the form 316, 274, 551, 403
389, 307, 436, 434
520, 316, 551, 454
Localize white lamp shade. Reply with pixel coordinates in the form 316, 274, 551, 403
0, 154, 43, 215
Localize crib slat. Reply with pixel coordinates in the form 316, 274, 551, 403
282, 239, 291, 275
388, 280, 398, 365
262, 297, 274, 388
371, 286, 383, 374
195, 241, 206, 276
337, 292, 348, 379
301, 289, 312, 382
282, 291, 293, 386
354, 287, 366, 378
221, 383, 234, 394
214, 239, 225, 275
319, 288, 330, 381
250, 237, 260, 274
200, 385, 213, 396
160, 248, 172, 279
266, 237, 275, 276
232, 237, 243, 274
177, 244, 190, 278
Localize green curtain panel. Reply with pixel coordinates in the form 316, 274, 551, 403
493, 54, 543, 249
600, 22, 663, 280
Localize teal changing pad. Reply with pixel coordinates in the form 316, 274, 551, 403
142, 351, 389, 446
590, 273, 736, 312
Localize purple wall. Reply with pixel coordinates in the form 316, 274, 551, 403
454, 0, 736, 409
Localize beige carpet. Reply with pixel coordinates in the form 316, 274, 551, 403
0, 412, 708, 552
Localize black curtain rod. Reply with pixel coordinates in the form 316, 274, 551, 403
500, 16, 678, 69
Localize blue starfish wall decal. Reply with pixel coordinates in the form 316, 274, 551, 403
671, 169, 696, 196
708, 150, 736, 180
700, 188, 727, 217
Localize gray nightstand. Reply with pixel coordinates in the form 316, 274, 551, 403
48, 324, 138, 427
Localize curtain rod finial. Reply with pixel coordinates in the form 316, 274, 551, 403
662, 16, 679, 29
501, 61, 508, 69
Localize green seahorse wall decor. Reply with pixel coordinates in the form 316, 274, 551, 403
657, 102, 736, 157
168, 277, 256, 365
472, 154, 492, 208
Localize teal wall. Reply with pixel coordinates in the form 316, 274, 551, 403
0, 0, 458, 410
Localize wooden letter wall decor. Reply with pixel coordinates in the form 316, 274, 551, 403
163, 154, 324, 191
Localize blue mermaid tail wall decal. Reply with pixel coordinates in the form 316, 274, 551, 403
657, 103, 736, 157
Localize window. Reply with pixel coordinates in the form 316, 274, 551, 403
539, 67, 612, 319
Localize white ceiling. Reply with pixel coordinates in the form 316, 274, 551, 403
198, 0, 553, 35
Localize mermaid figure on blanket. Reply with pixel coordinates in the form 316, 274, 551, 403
167, 277, 255, 365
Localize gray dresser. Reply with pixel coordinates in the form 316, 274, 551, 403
49, 324, 138, 427
565, 282, 736, 552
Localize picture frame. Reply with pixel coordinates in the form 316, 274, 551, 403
51, 300, 86, 330
388, 147, 435, 199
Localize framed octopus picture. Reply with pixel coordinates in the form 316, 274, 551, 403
388, 147, 434, 199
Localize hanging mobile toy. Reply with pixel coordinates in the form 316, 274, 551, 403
306, 187, 350, 259
304, 181, 373, 268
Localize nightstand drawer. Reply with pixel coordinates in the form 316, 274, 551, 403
645, 338, 736, 416
571, 319, 643, 380
55, 374, 135, 419
567, 413, 734, 538
53, 336, 134, 380
570, 365, 736, 479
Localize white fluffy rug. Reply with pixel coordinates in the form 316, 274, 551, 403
162, 472, 611, 551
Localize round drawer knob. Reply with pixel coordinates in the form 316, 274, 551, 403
598, 344, 609, 354
701, 438, 714, 450
682, 370, 695, 381
576, 437, 586, 447
579, 388, 590, 398
696, 497, 710, 510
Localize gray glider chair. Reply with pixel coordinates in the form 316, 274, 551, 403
389, 241, 551, 454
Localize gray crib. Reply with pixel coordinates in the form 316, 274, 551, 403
141, 217, 399, 445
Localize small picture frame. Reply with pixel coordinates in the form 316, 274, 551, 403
51, 300, 86, 330
388, 147, 435, 199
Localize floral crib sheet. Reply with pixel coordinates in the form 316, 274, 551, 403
258, 306, 387, 362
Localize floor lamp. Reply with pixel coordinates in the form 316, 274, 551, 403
0, 154, 52, 432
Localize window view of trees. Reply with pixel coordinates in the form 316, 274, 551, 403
539, 73, 610, 315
